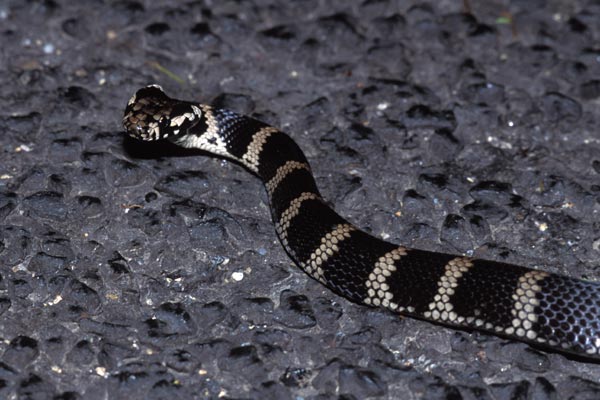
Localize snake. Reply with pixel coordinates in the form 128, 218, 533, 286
123, 85, 600, 360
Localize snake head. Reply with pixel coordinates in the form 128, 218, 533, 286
123, 85, 202, 141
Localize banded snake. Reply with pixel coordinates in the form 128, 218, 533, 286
123, 85, 600, 360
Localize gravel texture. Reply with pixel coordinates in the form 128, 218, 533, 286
1, 0, 600, 399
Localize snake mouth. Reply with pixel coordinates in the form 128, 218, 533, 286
123, 85, 202, 141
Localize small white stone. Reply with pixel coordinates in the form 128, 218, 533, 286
377, 102, 389, 111
232, 271, 244, 281
95, 367, 108, 378
43, 43, 55, 54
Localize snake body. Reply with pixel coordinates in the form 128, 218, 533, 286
123, 85, 600, 359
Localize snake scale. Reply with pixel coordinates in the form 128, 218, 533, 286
123, 85, 600, 360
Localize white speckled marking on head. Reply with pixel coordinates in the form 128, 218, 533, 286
148, 121, 160, 140
177, 104, 241, 161
169, 104, 202, 129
